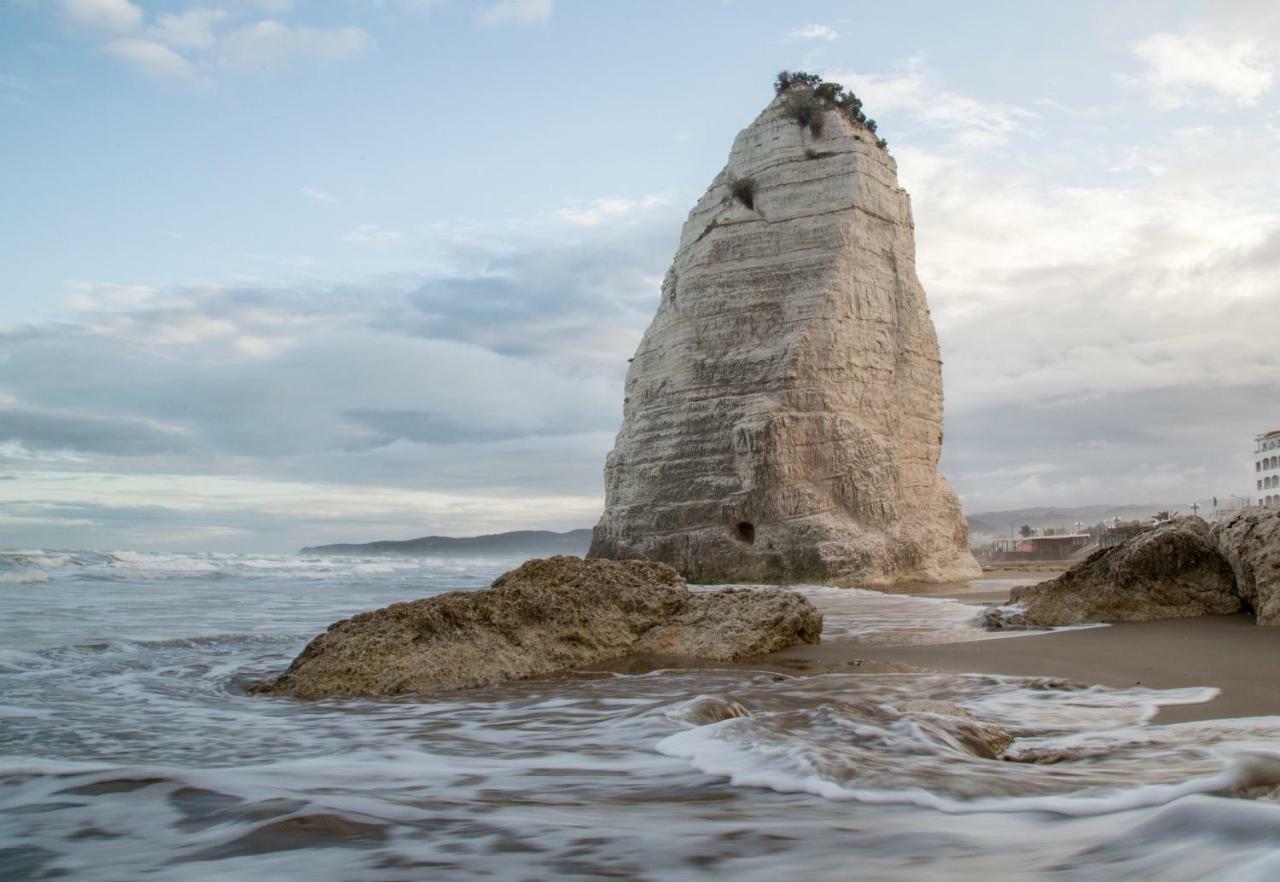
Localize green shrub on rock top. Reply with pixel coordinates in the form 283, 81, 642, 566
773, 70, 887, 150
774, 70, 821, 92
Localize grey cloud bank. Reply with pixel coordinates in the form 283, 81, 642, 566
0, 217, 680, 551
4, 181, 1272, 552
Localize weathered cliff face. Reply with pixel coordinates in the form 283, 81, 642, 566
590, 90, 980, 585
1211, 508, 1280, 625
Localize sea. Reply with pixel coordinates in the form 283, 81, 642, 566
3, 550, 1280, 881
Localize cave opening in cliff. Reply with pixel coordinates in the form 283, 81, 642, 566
734, 522, 755, 544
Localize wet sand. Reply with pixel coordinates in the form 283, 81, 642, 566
775, 613, 1280, 725
980, 562, 1073, 577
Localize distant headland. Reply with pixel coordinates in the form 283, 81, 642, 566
300, 529, 592, 558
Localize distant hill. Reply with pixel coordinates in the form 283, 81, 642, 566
300, 529, 593, 558
966, 504, 1180, 539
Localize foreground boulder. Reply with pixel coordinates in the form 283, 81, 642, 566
1211, 509, 1280, 625
254, 556, 822, 698
984, 518, 1240, 628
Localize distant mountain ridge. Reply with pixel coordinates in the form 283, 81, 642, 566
300, 529, 593, 558
965, 504, 1180, 539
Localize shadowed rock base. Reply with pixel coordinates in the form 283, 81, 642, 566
1210, 508, 1280, 624
253, 556, 822, 699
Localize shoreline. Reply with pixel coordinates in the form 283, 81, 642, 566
635, 572, 1280, 727
769, 611, 1280, 725
979, 562, 1075, 577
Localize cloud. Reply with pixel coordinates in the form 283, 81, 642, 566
100, 38, 212, 87
0, 440, 88, 464
5, 292, 602, 466
945, 386, 1268, 514
64, 281, 156, 312
59, 0, 142, 34
0, 207, 677, 523
396, 217, 673, 369
301, 186, 336, 203
217, 20, 372, 72
42, 2, 371, 86
0, 200, 683, 543
353, 0, 444, 9
52, 281, 315, 359
233, 0, 294, 11
787, 24, 839, 41
0, 407, 190, 459
0, 73, 31, 107
893, 119, 1280, 510
1126, 30, 1274, 108
553, 193, 671, 227
0, 474, 601, 551
344, 224, 403, 245
150, 7, 226, 51
476, 0, 552, 27
828, 57, 1032, 147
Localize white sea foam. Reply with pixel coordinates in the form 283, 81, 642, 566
0, 569, 50, 584
658, 723, 1280, 815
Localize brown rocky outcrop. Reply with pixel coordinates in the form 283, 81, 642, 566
588, 83, 980, 586
1210, 508, 1280, 625
253, 556, 822, 698
983, 518, 1240, 628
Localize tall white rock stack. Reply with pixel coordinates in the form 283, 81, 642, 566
589, 86, 982, 586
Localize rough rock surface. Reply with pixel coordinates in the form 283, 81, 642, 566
254, 556, 822, 698
1210, 508, 1280, 625
984, 518, 1240, 628
589, 87, 980, 586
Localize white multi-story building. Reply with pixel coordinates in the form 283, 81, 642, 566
1257, 429, 1280, 507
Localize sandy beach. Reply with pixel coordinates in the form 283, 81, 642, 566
769, 574, 1280, 725
980, 562, 1079, 576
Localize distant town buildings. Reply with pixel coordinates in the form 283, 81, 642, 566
1257, 429, 1280, 507
997, 533, 1092, 561
978, 528, 1097, 563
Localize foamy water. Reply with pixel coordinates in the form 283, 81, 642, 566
3, 550, 1280, 880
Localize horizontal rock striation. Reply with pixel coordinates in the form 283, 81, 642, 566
589, 87, 979, 586
253, 556, 822, 698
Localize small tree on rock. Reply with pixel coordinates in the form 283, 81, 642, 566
771, 71, 886, 149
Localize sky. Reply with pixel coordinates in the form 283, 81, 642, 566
2, 0, 1279, 551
